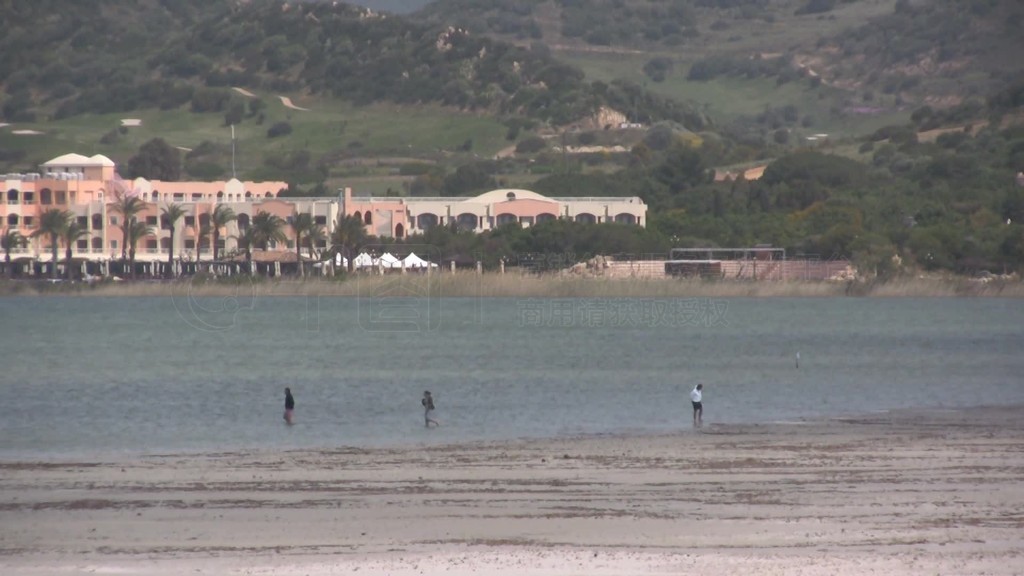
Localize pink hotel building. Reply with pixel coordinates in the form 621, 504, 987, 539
2, 153, 647, 267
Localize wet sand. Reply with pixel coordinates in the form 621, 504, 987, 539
2, 406, 1023, 575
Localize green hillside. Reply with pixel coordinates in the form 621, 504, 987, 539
2, 0, 1024, 276
418, 0, 1024, 128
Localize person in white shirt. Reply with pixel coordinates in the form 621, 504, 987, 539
690, 384, 704, 428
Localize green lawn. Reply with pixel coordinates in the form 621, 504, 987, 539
2, 93, 510, 180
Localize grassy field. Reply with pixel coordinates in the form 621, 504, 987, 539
553, 0, 908, 139
1, 93, 510, 182
559, 49, 909, 141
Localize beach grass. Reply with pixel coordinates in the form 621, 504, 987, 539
3, 272, 1020, 299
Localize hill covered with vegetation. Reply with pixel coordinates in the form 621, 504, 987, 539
0, 0, 703, 129
1, 0, 1023, 276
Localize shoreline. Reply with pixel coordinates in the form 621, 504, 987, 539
2, 402, 1007, 464
2, 273, 1022, 298
3, 405, 1023, 575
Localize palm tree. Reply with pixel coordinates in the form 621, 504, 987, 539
2, 228, 28, 279
126, 220, 153, 279
305, 222, 326, 260
252, 211, 286, 251
330, 214, 369, 272
160, 203, 187, 278
111, 193, 145, 262
210, 204, 237, 261
233, 226, 258, 266
193, 222, 212, 264
290, 212, 315, 276
60, 220, 88, 280
31, 208, 72, 279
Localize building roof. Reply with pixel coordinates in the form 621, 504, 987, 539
473, 188, 554, 204
42, 153, 116, 167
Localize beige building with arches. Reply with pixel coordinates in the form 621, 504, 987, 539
2, 152, 646, 273
342, 187, 647, 239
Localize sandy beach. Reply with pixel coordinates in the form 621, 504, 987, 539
2, 406, 1023, 575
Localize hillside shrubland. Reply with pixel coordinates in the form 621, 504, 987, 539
1, 0, 1023, 277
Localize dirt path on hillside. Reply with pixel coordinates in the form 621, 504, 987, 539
279, 96, 310, 111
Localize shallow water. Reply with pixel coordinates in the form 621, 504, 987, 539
1, 294, 1022, 459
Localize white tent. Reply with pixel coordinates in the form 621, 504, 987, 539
353, 252, 375, 268
334, 253, 349, 267
379, 252, 402, 268
402, 252, 437, 268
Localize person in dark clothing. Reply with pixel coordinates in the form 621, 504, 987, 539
284, 387, 295, 425
422, 390, 438, 428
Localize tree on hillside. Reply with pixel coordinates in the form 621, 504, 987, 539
124, 138, 182, 181
442, 162, 498, 196
653, 143, 710, 195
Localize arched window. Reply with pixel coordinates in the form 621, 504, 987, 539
7, 189, 19, 204
245, 192, 253, 199
237, 213, 250, 229
7, 214, 19, 226
40, 188, 53, 205
364, 211, 372, 225
416, 213, 438, 230
353, 211, 362, 223
217, 191, 224, 200
536, 213, 557, 224
496, 213, 517, 226
456, 213, 478, 230
264, 192, 272, 198
92, 237, 103, 251
614, 213, 637, 224
574, 213, 596, 224
395, 223, 405, 238
92, 214, 103, 230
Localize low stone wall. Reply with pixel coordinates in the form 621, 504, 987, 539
579, 258, 855, 281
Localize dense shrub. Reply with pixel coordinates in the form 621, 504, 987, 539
266, 121, 293, 138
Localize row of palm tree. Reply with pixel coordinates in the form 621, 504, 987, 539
2, 227, 28, 279
330, 214, 370, 273
3, 203, 371, 280
1, 208, 93, 280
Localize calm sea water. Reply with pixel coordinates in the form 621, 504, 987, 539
1, 293, 1022, 459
